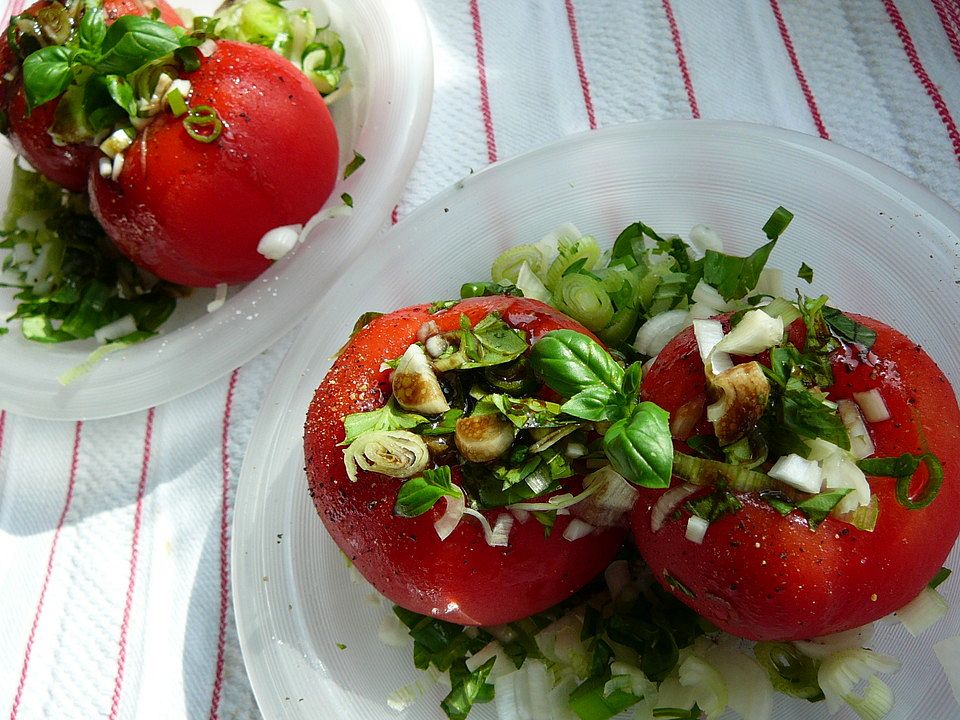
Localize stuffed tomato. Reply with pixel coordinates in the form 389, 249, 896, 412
304, 296, 633, 626
631, 304, 960, 642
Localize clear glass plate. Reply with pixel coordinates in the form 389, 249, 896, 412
232, 120, 960, 720
0, 0, 433, 419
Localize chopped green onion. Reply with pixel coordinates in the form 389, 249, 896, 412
761, 206, 794, 240
491, 244, 548, 285
543, 235, 601, 290
340, 192, 353, 207
552, 273, 614, 332
343, 150, 365, 179
672, 452, 777, 493
182, 105, 223, 143
166, 86, 188, 116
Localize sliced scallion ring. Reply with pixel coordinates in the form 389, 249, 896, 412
182, 104, 223, 143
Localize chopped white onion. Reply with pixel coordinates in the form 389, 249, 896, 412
678, 654, 728, 718
378, 612, 411, 647
821, 452, 871, 513
99, 128, 133, 158
794, 623, 877, 659
571, 466, 638, 527
854, 388, 891, 423
416, 320, 439, 342
433, 493, 465, 540
685, 515, 709, 544
256, 224, 302, 260
197, 38, 218, 57
465, 640, 513, 679
562, 518, 594, 542
893, 586, 949, 637
11, 242, 34, 264
93, 314, 137, 344
650, 483, 699, 532
837, 399, 875, 459
753, 267, 784, 297
693, 318, 725, 364
714, 309, 783, 355
110, 153, 124, 181
516, 261, 551, 303
700, 639, 773, 720
688, 224, 723, 253
933, 635, 960, 707
494, 660, 562, 720
817, 648, 900, 716
768, 453, 823, 494
510, 508, 530, 524
424, 334, 449, 358
633, 309, 691, 356
691, 280, 733, 312
98, 156, 113, 178
462, 507, 512, 547
206, 282, 228, 313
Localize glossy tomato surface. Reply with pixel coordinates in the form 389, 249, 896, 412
304, 296, 627, 626
2, 0, 183, 192
632, 314, 960, 642
89, 40, 339, 287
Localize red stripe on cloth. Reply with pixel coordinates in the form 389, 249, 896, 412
932, 0, 960, 64
661, 0, 700, 118
564, 0, 597, 130
769, 0, 830, 140
469, 0, 498, 163
108, 409, 155, 720
885, 0, 960, 163
209, 369, 240, 720
10, 421, 82, 720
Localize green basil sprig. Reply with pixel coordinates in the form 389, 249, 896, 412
394, 467, 463, 518
530, 330, 673, 488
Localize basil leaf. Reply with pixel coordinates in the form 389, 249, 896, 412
622, 361, 643, 399
685, 490, 743, 523
779, 380, 850, 449
441, 657, 496, 720
96, 16, 181, 75
342, 398, 427, 444
392, 607, 488, 672
530, 329, 624, 398
797, 262, 814, 284
603, 402, 673, 488
483, 394, 567, 429
703, 237, 777, 301
561, 386, 617, 422
822, 306, 877, 349
795, 488, 851, 530
78, 0, 107, 51
394, 467, 461, 518
22, 45, 75, 109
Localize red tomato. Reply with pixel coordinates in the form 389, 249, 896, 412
2, 0, 184, 192
304, 296, 628, 626
632, 314, 960, 641
89, 40, 339, 287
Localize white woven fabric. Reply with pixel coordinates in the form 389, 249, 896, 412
1, 0, 959, 718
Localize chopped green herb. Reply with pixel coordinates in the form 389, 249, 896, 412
798, 262, 814, 283
340, 192, 353, 207
341, 398, 427, 445
394, 467, 462, 518
930, 567, 952, 589
343, 150, 365, 179
795, 488, 852, 530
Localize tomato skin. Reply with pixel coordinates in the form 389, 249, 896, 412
89, 40, 339, 287
304, 296, 628, 626
1, 0, 184, 192
632, 314, 960, 641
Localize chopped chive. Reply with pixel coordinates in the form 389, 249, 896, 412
166, 87, 188, 116
343, 150, 365, 179
762, 205, 794, 240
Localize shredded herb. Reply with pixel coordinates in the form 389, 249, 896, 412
343, 150, 365, 179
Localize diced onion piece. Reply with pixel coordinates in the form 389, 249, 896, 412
207, 282, 228, 313
434, 492, 465, 540
110, 153, 124, 181
768, 453, 822, 494
462, 508, 512, 547
709, 349, 734, 375
688, 224, 723, 253
691, 280, 733, 312
794, 624, 876, 659
510, 508, 530, 523
257, 224, 302, 260
571, 466, 638, 527
494, 660, 559, 720
465, 640, 513, 679
670, 396, 704, 439
93, 314, 137, 344
933, 635, 960, 707
700, 640, 773, 720
837, 399, 875, 459
685, 515, 709, 544
98, 156, 113, 178
821, 452, 871, 513
678, 654, 728, 718
693, 318, 725, 364
893, 586, 949, 637
817, 648, 900, 717
633, 309, 691, 356
562, 518, 594, 542
378, 612, 411, 647
197, 38, 217, 56
714, 309, 783, 355
416, 320, 439, 342
99, 128, 133, 158
854, 388, 891, 423
651, 483, 699, 532
753, 267, 784, 297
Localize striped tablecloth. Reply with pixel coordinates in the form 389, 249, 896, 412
1, 0, 959, 718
